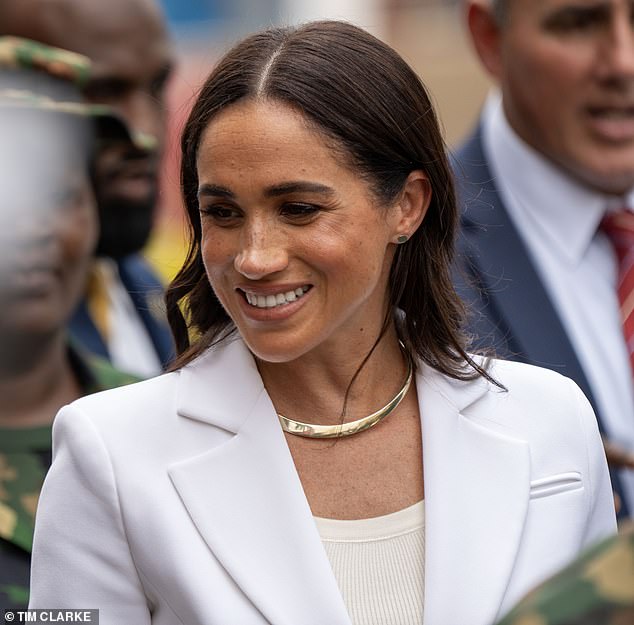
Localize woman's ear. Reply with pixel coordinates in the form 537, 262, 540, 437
391, 170, 431, 243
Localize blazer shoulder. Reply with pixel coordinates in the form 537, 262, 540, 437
63, 371, 181, 432
468, 360, 605, 490
474, 358, 596, 439
488, 358, 587, 406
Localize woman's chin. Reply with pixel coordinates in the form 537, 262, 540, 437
240, 332, 316, 365
247, 343, 306, 365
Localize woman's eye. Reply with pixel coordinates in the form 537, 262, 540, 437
281, 203, 319, 219
201, 205, 241, 223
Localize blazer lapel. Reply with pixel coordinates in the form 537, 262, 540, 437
454, 129, 596, 410
168, 339, 350, 625
420, 363, 530, 625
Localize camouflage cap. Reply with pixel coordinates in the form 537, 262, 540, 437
0, 37, 156, 151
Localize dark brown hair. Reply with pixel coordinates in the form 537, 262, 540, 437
166, 20, 491, 383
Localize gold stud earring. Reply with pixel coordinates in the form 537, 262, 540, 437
396, 234, 409, 244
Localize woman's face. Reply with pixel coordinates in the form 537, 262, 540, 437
196, 100, 406, 363
0, 124, 98, 338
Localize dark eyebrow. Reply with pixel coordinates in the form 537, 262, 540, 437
542, 3, 611, 28
263, 181, 335, 197
197, 181, 336, 199
198, 184, 235, 199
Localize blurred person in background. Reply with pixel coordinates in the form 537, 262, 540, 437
1, 0, 176, 377
30, 21, 615, 625
453, 0, 634, 517
494, 522, 634, 625
0, 38, 139, 611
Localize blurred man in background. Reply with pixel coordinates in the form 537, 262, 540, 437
454, 0, 634, 516
0, 37, 140, 611
1, 0, 175, 376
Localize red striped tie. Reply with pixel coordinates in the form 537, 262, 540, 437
602, 210, 634, 372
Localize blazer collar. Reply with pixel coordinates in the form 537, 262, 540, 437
172, 338, 351, 625
419, 361, 530, 625
172, 341, 530, 625
176, 338, 264, 433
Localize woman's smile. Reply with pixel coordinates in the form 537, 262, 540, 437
240, 285, 311, 309
235, 284, 314, 322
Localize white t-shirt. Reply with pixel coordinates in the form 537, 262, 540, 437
314, 501, 425, 625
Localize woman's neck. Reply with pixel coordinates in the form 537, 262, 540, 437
0, 332, 81, 428
257, 324, 409, 426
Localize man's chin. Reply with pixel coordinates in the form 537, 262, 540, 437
575, 162, 634, 196
95, 224, 154, 260
95, 190, 157, 260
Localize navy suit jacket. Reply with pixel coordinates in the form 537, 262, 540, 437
452, 125, 628, 516
69, 254, 174, 371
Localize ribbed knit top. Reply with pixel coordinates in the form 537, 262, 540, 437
314, 501, 425, 625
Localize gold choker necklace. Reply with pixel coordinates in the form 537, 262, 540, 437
277, 354, 413, 439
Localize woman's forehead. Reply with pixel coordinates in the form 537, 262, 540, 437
197, 100, 353, 179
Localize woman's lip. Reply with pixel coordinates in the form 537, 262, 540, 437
236, 285, 312, 322
236, 283, 312, 296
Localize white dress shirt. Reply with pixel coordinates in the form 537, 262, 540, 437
481, 92, 634, 511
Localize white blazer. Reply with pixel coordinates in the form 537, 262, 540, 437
30, 338, 616, 625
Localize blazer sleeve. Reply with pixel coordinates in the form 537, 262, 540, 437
29, 405, 151, 624
569, 377, 618, 545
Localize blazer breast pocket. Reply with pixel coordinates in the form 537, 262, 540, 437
529, 472, 583, 499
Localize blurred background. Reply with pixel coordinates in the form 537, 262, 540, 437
148, 0, 492, 280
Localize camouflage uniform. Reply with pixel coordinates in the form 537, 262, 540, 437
495, 524, 634, 625
0, 38, 144, 611
0, 346, 139, 610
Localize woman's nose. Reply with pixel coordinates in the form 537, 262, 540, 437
233, 229, 289, 279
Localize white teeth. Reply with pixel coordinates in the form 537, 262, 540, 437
244, 286, 309, 309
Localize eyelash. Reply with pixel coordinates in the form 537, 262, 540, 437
200, 202, 321, 225
281, 202, 320, 218
200, 205, 239, 221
